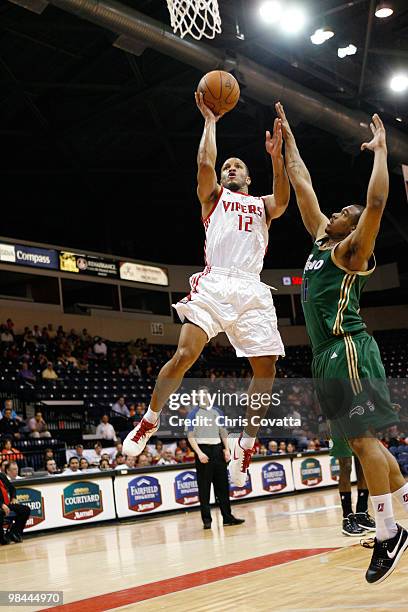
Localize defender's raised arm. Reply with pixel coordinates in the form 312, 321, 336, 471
195, 92, 221, 216
276, 102, 329, 239
335, 114, 388, 271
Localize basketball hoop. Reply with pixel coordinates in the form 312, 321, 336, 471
166, 0, 222, 40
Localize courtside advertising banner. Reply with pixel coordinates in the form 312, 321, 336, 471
15, 476, 115, 532
292, 454, 356, 490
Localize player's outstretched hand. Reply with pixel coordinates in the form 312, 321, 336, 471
361, 114, 387, 152
195, 91, 220, 122
265, 118, 282, 159
275, 101, 292, 139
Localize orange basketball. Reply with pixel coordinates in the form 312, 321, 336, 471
197, 70, 240, 116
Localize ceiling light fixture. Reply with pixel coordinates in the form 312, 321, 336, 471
390, 74, 408, 93
338, 44, 357, 59
280, 6, 307, 34
259, 1, 283, 24
310, 27, 335, 45
375, 2, 394, 18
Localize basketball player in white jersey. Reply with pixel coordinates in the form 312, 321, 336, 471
123, 93, 289, 486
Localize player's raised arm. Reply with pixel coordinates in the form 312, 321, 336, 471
195, 92, 221, 216
263, 118, 290, 226
336, 114, 389, 271
276, 102, 329, 239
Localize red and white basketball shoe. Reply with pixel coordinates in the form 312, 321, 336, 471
123, 417, 160, 457
228, 434, 254, 488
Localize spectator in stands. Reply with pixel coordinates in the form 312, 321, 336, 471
64, 457, 80, 474
32, 325, 42, 339
79, 458, 90, 471
42, 362, 58, 380
0, 459, 8, 473
286, 442, 297, 453
19, 362, 36, 384
306, 440, 317, 452
0, 325, 14, 344
267, 441, 278, 455
74, 444, 86, 460
278, 441, 287, 454
89, 442, 103, 466
175, 448, 184, 463
144, 452, 153, 465
1, 399, 21, 422
99, 459, 110, 471
114, 453, 126, 469
81, 328, 92, 343
44, 448, 54, 463
45, 459, 58, 475
125, 456, 136, 469
128, 356, 141, 377
5, 319, 15, 335
258, 444, 268, 456
0, 470, 30, 545
93, 338, 108, 359
157, 450, 177, 466
96, 414, 117, 442
151, 440, 164, 460
112, 396, 130, 418
28, 411, 51, 439
177, 438, 195, 462
137, 454, 150, 467
5, 461, 22, 481
47, 324, 56, 339
0, 407, 21, 441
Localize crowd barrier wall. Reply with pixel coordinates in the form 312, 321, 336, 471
12, 452, 355, 533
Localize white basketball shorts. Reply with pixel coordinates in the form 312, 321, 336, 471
173, 266, 285, 358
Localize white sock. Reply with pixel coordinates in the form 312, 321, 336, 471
240, 432, 255, 450
393, 482, 408, 513
144, 406, 160, 424
371, 493, 398, 542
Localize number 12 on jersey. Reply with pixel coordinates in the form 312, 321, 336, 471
238, 215, 253, 232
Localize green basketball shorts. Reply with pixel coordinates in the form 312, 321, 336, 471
312, 332, 399, 438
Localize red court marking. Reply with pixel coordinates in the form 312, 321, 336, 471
44, 547, 337, 612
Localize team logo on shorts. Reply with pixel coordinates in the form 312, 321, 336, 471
349, 405, 365, 418
377, 503, 385, 512
403, 494, 408, 503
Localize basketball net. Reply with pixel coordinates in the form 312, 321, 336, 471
166, 0, 222, 40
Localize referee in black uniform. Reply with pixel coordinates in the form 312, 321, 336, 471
186, 389, 245, 529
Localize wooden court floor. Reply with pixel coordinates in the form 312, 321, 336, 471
2, 487, 408, 612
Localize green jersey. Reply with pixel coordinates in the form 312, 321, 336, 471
301, 236, 375, 352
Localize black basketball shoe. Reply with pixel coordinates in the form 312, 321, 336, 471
355, 511, 376, 532
365, 524, 408, 584
342, 513, 366, 536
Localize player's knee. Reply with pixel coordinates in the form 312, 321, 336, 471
348, 437, 369, 457
173, 346, 198, 372
251, 355, 277, 378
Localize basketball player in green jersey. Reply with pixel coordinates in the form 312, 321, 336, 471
276, 102, 408, 584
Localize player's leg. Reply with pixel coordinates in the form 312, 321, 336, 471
354, 455, 376, 531
123, 322, 207, 456
228, 355, 278, 487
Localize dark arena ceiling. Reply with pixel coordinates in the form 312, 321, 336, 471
1, 0, 408, 279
